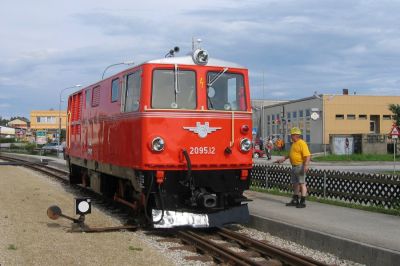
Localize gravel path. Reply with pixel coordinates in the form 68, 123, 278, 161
0, 165, 172, 266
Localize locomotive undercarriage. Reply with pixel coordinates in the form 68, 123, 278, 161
148, 170, 250, 211
67, 157, 250, 228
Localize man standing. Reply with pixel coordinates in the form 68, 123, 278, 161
275, 127, 311, 208
275, 136, 284, 154
265, 137, 273, 160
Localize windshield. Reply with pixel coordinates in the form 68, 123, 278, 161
207, 72, 246, 111
152, 69, 196, 109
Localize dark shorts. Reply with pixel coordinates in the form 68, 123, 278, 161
290, 165, 306, 184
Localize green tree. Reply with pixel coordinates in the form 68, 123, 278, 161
0, 116, 10, 126
10, 116, 29, 123
388, 104, 400, 126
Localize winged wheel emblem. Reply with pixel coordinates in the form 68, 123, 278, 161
183, 122, 221, 138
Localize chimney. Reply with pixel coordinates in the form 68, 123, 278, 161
343, 88, 349, 95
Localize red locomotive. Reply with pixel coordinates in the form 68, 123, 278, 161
65, 44, 252, 228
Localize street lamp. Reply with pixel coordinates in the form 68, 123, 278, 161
101, 61, 134, 79
58, 84, 82, 156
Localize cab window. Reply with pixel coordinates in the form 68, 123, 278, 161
207, 72, 246, 111
152, 69, 196, 109
124, 71, 141, 112
111, 78, 119, 102
85, 89, 91, 108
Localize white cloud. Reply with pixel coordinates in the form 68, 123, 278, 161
1, 0, 400, 117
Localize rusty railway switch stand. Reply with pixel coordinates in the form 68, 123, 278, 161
47, 205, 137, 233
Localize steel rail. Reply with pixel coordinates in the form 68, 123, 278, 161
0, 154, 137, 233
178, 230, 264, 266
217, 227, 328, 266
0, 154, 69, 180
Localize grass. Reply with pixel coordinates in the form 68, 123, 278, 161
128, 246, 143, 251
312, 153, 400, 162
7, 244, 17, 250
379, 170, 400, 175
251, 187, 400, 216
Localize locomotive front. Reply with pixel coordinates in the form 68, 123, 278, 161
140, 48, 253, 228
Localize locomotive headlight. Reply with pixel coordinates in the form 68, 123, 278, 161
240, 138, 252, 152
192, 49, 208, 65
151, 137, 165, 152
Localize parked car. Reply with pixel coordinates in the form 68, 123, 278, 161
253, 147, 265, 158
41, 142, 64, 152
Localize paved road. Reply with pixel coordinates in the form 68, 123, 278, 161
2, 151, 399, 174
254, 155, 400, 173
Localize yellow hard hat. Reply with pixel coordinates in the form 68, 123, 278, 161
290, 127, 302, 135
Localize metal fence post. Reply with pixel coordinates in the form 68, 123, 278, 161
323, 172, 327, 199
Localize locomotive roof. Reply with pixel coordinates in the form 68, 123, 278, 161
145, 55, 245, 69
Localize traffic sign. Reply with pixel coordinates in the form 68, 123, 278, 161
390, 125, 399, 139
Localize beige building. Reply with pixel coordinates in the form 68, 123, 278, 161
259, 93, 400, 152
30, 110, 67, 130
7, 119, 28, 129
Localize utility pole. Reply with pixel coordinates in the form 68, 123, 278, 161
262, 71, 265, 99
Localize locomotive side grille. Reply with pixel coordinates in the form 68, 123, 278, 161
70, 93, 82, 136
92, 86, 100, 107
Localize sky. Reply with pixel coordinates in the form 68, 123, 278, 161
1, 0, 400, 119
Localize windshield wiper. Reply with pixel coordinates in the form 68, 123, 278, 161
207, 67, 228, 87
207, 67, 228, 110
174, 64, 180, 106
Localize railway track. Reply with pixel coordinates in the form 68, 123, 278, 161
174, 227, 328, 266
0, 153, 136, 227
0, 154, 69, 181
0, 153, 329, 266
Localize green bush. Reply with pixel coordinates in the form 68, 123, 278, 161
10, 143, 18, 149
25, 143, 37, 154
0, 138, 16, 143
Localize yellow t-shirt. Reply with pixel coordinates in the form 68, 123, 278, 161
289, 139, 311, 166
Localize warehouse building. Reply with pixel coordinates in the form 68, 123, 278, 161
257, 91, 400, 153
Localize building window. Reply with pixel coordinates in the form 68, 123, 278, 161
292, 111, 297, 118
383, 115, 392, 120
36, 116, 56, 123
359, 114, 367, 120
370, 121, 375, 132
299, 110, 303, 117
335, 114, 344, 120
305, 109, 310, 117
347, 114, 356, 120
287, 112, 291, 119
111, 78, 119, 102
306, 134, 311, 143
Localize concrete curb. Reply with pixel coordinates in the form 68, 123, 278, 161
249, 215, 400, 266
